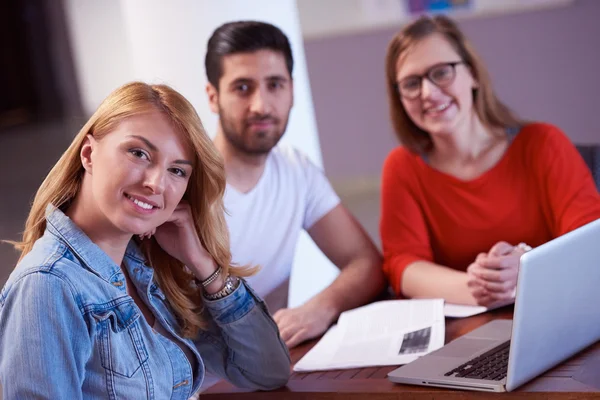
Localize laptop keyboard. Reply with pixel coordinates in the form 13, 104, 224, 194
444, 340, 510, 381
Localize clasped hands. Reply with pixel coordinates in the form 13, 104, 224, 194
466, 241, 528, 308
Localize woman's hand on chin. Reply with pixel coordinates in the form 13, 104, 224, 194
144, 201, 218, 279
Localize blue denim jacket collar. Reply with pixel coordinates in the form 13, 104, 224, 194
45, 204, 169, 300
45, 204, 128, 288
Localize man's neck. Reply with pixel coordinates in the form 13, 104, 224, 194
214, 130, 270, 194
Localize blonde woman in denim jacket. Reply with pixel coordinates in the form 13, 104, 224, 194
0, 82, 291, 399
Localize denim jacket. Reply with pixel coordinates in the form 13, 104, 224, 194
0, 206, 290, 399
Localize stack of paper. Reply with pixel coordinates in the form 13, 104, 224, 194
293, 299, 445, 372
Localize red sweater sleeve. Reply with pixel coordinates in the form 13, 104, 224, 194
380, 148, 433, 296
529, 124, 600, 236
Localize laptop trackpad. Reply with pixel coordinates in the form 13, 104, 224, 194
434, 338, 498, 358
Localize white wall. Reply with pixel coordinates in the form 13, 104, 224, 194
63, 0, 339, 308
62, 0, 134, 116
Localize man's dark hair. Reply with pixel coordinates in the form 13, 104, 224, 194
205, 21, 294, 89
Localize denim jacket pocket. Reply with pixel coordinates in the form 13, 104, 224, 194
91, 299, 149, 378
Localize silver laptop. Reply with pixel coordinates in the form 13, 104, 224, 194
388, 217, 600, 392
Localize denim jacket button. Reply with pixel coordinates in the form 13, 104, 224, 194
112, 281, 124, 287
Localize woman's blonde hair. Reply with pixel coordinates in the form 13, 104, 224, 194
385, 15, 522, 153
14, 81, 254, 337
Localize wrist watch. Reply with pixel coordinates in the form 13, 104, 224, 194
203, 275, 240, 300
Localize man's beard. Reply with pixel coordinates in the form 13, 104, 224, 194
219, 109, 289, 156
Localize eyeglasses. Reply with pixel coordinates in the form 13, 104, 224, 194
395, 61, 465, 100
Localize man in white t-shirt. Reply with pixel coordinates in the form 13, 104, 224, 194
204, 21, 386, 349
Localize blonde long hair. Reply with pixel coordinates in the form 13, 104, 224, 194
385, 15, 523, 153
14, 82, 254, 337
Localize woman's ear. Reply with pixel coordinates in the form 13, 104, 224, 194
80, 135, 96, 173
467, 66, 479, 90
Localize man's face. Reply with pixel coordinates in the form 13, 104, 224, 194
207, 49, 293, 155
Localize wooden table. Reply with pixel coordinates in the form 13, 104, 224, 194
204, 306, 600, 399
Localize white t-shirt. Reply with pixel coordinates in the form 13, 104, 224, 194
224, 145, 341, 299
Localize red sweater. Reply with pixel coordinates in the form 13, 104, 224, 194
380, 123, 600, 296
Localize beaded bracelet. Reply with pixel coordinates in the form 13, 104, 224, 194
204, 275, 240, 300
199, 265, 222, 288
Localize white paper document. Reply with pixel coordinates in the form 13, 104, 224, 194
443, 303, 489, 318
293, 299, 445, 372
444, 298, 515, 318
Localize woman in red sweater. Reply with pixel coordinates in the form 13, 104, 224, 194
381, 15, 600, 307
